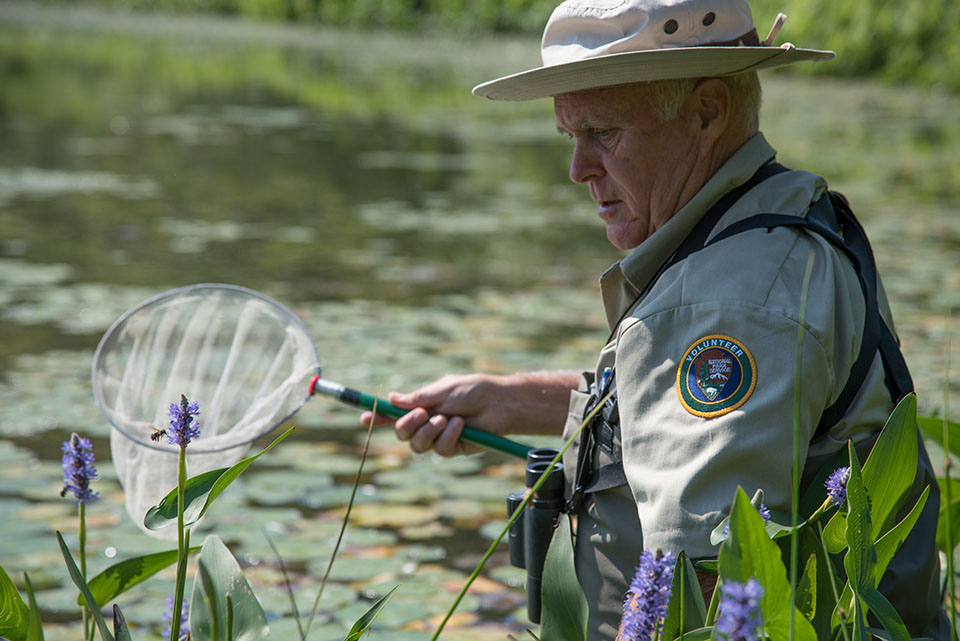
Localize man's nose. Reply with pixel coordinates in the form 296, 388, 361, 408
569, 141, 604, 184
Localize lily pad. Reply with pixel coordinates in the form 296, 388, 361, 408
267, 617, 348, 641
336, 503, 438, 528
309, 555, 404, 583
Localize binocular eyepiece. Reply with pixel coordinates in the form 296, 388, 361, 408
506, 447, 565, 624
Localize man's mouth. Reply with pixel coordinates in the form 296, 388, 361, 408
597, 200, 622, 217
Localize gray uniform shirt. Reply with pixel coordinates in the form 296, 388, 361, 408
561, 133, 944, 640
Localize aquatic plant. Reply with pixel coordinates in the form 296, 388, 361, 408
60, 433, 99, 504
167, 395, 198, 641
621, 550, 675, 641
60, 432, 99, 640
715, 578, 764, 641
164, 395, 201, 447
825, 466, 851, 507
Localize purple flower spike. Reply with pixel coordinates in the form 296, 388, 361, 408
716, 577, 764, 641
621, 549, 675, 640
757, 504, 770, 521
162, 595, 190, 641
166, 395, 201, 448
825, 466, 851, 507
60, 433, 99, 504
723, 503, 771, 537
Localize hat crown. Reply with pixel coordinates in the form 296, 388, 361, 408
541, 0, 755, 67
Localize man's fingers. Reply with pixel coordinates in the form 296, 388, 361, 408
434, 416, 466, 457
393, 407, 431, 442
409, 414, 448, 454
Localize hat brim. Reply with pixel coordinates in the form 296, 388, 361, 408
472, 45, 834, 101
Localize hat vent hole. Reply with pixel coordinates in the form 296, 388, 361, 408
702, 12, 716, 26
663, 19, 679, 34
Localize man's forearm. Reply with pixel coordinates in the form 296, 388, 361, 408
496, 370, 582, 436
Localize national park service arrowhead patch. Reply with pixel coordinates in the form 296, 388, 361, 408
676, 334, 756, 418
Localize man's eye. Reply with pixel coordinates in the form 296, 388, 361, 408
594, 129, 611, 139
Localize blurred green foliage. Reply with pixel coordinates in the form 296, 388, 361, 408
41, 0, 960, 91
750, 0, 960, 91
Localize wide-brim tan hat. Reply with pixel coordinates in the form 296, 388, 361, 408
473, 0, 834, 101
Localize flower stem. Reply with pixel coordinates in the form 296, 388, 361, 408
79, 502, 92, 641
943, 315, 956, 637
816, 522, 851, 641
790, 251, 815, 641
170, 445, 189, 641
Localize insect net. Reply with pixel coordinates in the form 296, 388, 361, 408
93, 284, 319, 538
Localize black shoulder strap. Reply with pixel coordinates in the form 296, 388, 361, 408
705, 190, 914, 440
660, 162, 792, 279
605, 162, 791, 342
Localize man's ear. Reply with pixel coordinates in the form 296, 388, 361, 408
691, 77, 731, 145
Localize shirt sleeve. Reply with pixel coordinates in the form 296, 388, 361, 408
615, 299, 834, 559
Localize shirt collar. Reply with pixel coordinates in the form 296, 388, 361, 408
599, 132, 778, 331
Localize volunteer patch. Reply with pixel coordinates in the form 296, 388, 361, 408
676, 334, 756, 418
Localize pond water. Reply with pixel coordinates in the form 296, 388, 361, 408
0, 3, 958, 639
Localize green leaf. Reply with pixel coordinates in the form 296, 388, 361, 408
0, 563, 30, 641
718, 488, 816, 641
539, 514, 587, 641
23, 573, 43, 641
666, 626, 714, 641
861, 395, 919, 538
874, 485, 930, 583
842, 444, 871, 641
860, 588, 910, 641
823, 394, 920, 553
798, 526, 839, 640
841, 441, 910, 641
661, 551, 706, 641
55, 531, 114, 641
795, 552, 817, 621
342, 586, 398, 641
917, 414, 960, 458
79, 547, 200, 607
112, 605, 132, 641
822, 508, 848, 555
144, 427, 293, 530
936, 493, 960, 555
190, 535, 269, 641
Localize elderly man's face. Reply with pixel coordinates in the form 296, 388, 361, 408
555, 84, 702, 250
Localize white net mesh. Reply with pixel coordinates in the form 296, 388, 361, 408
93, 284, 320, 538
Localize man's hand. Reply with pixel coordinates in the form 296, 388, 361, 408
360, 371, 580, 457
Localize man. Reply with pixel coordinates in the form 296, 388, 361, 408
363, 0, 947, 638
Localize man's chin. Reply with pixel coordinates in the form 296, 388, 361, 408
605, 226, 646, 251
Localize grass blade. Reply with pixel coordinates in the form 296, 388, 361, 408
304, 404, 376, 637
56, 531, 114, 641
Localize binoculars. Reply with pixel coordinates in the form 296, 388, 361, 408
506, 447, 565, 624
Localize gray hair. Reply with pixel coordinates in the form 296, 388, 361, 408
647, 72, 762, 132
